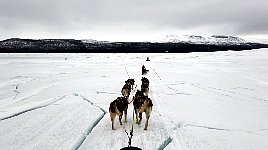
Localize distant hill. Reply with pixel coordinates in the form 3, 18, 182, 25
0, 35, 268, 53
159, 35, 248, 45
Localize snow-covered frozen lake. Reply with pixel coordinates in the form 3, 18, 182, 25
0, 49, 268, 150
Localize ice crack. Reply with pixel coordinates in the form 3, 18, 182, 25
71, 93, 107, 150
72, 93, 107, 113
186, 124, 259, 134
72, 113, 105, 150
158, 137, 173, 150
0, 94, 68, 121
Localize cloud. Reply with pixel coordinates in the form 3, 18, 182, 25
0, 0, 267, 40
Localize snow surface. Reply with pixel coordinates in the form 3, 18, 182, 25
0, 49, 268, 150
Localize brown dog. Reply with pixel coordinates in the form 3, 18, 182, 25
141, 84, 149, 96
141, 77, 149, 86
109, 97, 128, 130
133, 93, 153, 130
125, 79, 135, 90
121, 84, 131, 98
141, 77, 149, 96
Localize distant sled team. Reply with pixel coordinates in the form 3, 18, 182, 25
109, 66, 153, 130
142, 65, 149, 75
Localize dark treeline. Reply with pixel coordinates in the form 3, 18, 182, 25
0, 38, 267, 53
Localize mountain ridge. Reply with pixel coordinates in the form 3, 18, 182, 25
0, 35, 268, 53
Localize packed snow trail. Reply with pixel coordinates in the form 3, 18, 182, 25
78, 64, 181, 150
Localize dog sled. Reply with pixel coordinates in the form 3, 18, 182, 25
120, 147, 142, 150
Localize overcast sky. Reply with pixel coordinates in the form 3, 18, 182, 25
0, 0, 267, 41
